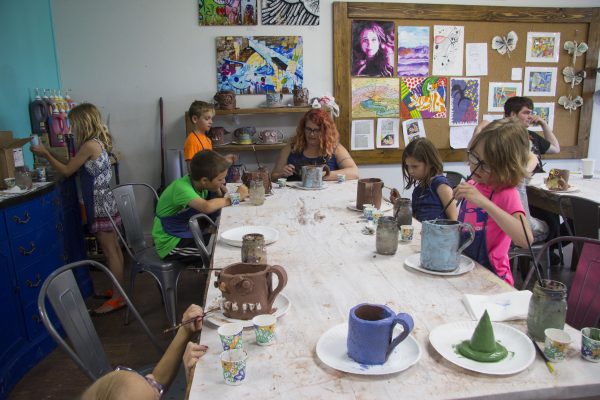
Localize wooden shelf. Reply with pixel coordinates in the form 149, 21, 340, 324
213, 143, 287, 152
215, 106, 311, 116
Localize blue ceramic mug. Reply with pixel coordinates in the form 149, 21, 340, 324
347, 303, 414, 365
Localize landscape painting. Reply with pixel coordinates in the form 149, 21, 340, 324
397, 26, 429, 77
351, 78, 400, 118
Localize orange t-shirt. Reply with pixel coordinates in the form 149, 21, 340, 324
183, 132, 213, 161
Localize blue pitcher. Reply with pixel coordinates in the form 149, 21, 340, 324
347, 303, 414, 365
420, 219, 474, 272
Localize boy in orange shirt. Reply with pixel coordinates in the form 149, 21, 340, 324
184, 101, 214, 172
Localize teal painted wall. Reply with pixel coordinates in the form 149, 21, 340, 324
0, 0, 60, 167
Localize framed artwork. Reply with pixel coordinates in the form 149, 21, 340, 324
376, 118, 400, 149
199, 0, 257, 25
401, 76, 447, 119
524, 67, 557, 97
261, 0, 319, 25
432, 25, 464, 76
216, 36, 303, 94
402, 118, 426, 145
526, 32, 560, 63
449, 77, 480, 126
397, 26, 429, 77
351, 21, 395, 77
530, 102, 555, 132
351, 78, 399, 118
487, 82, 522, 112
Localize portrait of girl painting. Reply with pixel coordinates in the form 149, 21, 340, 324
352, 20, 395, 77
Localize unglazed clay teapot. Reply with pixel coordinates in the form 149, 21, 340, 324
213, 90, 236, 110
215, 263, 288, 320
242, 166, 272, 194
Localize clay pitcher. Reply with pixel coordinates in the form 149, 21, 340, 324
301, 165, 329, 188
213, 90, 236, 110
356, 178, 384, 210
292, 85, 309, 106
242, 166, 272, 194
208, 127, 228, 145
420, 220, 475, 272
216, 263, 288, 320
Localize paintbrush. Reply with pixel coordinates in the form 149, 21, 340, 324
518, 215, 545, 288
435, 163, 481, 220
162, 307, 219, 334
251, 145, 261, 169
528, 334, 555, 374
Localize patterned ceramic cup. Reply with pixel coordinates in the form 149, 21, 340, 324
252, 314, 277, 346
337, 174, 346, 183
372, 209, 383, 225
220, 349, 248, 385
277, 178, 287, 188
581, 327, 600, 362
229, 193, 241, 206
218, 322, 244, 351
401, 225, 414, 242
362, 204, 375, 219
544, 328, 572, 362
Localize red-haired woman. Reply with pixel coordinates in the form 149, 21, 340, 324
271, 109, 359, 182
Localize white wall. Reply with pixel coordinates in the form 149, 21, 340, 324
51, 0, 600, 228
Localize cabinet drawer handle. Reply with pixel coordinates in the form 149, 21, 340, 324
12, 212, 31, 224
26, 273, 42, 288
32, 315, 42, 324
19, 241, 36, 255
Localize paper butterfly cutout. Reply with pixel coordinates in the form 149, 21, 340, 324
564, 41, 588, 65
558, 95, 583, 113
492, 31, 518, 57
562, 66, 586, 88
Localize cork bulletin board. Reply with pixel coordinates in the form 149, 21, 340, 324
333, 3, 600, 165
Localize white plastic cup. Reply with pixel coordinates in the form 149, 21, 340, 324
582, 158, 595, 179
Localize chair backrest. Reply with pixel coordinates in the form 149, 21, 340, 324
38, 260, 164, 381
443, 171, 467, 189
558, 195, 600, 239
188, 213, 218, 268
111, 183, 159, 254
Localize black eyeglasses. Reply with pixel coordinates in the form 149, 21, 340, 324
467, 151, 492, 174
114, 365, 164, 398
304, 126, 321, 135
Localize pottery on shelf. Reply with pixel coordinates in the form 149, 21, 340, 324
214, 90, 236, 110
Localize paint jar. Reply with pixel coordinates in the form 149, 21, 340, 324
376, 216, 399, 255
241, 233, 267, 264
394, 198, 412, 228
527, 279, 567, 341
249, 179, 265, 206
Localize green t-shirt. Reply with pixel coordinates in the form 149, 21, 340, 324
152, 175, 208, 258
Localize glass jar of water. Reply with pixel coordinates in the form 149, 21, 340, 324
394, 198, 412, 228
376, 216, 399, 255
249, 179, 265, 206
527, 279, 567, 341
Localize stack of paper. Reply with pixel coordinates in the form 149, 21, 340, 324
463, 291, 532, 322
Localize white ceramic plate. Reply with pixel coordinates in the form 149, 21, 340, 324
537, 183, 579, 193
316, 323, 421, 375
204, 293, 291, 328
404, 253, 475, 276
429, 321, 535, 375
346, 201, 394, 213
230, 140, 257, 145
220, 226, 279, 247
287, 181, 328, 190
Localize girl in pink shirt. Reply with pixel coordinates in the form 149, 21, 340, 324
454, 118, 533, 286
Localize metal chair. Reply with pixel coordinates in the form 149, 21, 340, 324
188, 213, 219, 269
523, 236, 600, 329
558, 195, 600, 269
37, 260, 163, 381
443, 171, 467, 188
107, 183, 188, 327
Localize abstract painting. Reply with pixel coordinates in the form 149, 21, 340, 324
397, 26, 429, 77
530, 102, 555, 132
199, 0, 257, 25
432, 25, 464, 76
400, 76, 447, 119
526, 32, 560, 63
449, 78, 480, 126
352, 20, 395, 77
524, 67, 557, 96
216, 36, 303, 94
261, 0, 319, 25
351, 78, 399, 118
487, 82, 522, 112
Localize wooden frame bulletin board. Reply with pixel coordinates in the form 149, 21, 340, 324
333, 2, 600, 164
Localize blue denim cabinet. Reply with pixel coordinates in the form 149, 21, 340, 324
0, 178, 91, 399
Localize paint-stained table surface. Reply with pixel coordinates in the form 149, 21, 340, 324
190, 180, 600, 400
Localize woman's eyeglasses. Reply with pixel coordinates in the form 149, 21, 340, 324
304, 127, 321, 136
114, 366, 164, 398
467, 151, 492, 174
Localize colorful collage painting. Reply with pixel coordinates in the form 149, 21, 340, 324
524, 67, 557, 97
351, 78, 399, 118
487, 82, 522, 112
261, 0, 319, 25
397, 26, 430, 77
526, 32, 560, 63
400, 76, 447, 119
449, 78, 480, 126
531, 102, 555, 132
199, 0, 257, 25
216, 36, 303, 94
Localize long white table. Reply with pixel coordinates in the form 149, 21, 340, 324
190, 180, 600, 399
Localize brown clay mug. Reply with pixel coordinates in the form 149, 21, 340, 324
356, 178, 384, 210
292, 85, 309, 106
214, 90, 236, 110
242, 167, 272, 194
209, 127, 228, 145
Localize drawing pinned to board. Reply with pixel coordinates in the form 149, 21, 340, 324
530, 103, 555, 132
523, 67, 557, 97
449, 78, 480, 126
491, 31, 518, 57
376, 118, 400, 149
401, 76, 447, 119
432, 25, 464, 76
216, 36, 303, 94
351, 119, 375, 151
563, 40, 588, 65
487, 82, 522, 112
397, 26, 429, 77
402, 118, 426, 145
351, 78, 399, 118
199, 0, 257, 25
562, 66, 586, 89
526, 32, 560, 63
261, 0, 319, 25
352, 21, 395, 77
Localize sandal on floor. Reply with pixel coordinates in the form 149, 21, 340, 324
93, 289, 114, 299
91, 296, 126, 315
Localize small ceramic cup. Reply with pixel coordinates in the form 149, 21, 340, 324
252, 314, 277, 346
337, 174, 346, 183
229, 192, 241, 206
362, 204, 375, 219
544, 328, 572, 362
220, 348, 248, 385
217, 322, 244, 351
400, 225, 414, 242
372, 209, 383, 225
277, 178, 287, 188
4, 177, 16, 189
581, 327, 600, 362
